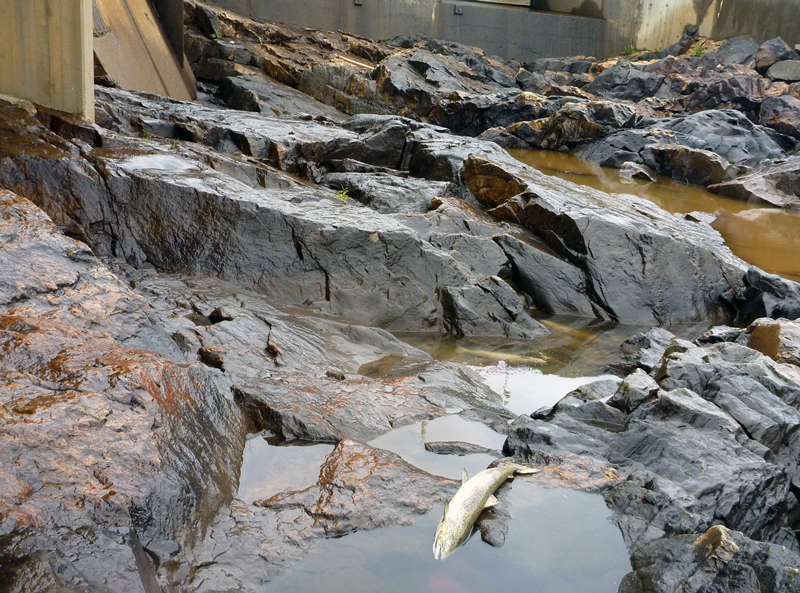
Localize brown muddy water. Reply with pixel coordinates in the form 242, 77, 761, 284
508, 149, 800, 283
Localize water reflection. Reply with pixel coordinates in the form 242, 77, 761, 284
268, 481, 630, 593
477, 363, 618, 415
237, 434, 334, 503
368, 415, 506, 480
508, 148, 800, 282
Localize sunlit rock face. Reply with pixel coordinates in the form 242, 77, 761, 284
0, 190, 248, 591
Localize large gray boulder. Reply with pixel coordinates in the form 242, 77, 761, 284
768, 60, 800, 82
759, 94, 800, 139
585, 61, 665, 102
461, 154, 800, 325
755, 37, 800, 76
577, 109, 785, 180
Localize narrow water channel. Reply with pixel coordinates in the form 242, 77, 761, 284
508, 148, 800, 283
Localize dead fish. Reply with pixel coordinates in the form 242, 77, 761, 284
432, 462, 540, 560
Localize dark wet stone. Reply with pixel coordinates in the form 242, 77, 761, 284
755, 38, 799, 76
320, 171, 449, 213
387, 36, 519, 88
503, 100, 640, 151
696, 325, 746, 346
610, 328, 676, 375
506, 375, 795, 550
1, 93, 545, 339
618, 526, 800, 593
585, 61, 665, 102
218, 75, 347, 120
424, 441, 502, 457
494, 233, 596, 317
768, 60, 800, 82
193, 5, 223, 39
463, 154, 794, 325
237, 363, 511, 443
475, 126, 532, 149
577, 109, 784, 173
619, 161, 658, 182
607, 369, 660, 414
656, 341, 800, 468
732, 268, 800, 323
759, 95, 800, 139
515, 68, 556, 93
427, 91, 556, 137
523, 57, 595, 75
0, 191, 247, 592
640, 143, 731, 186
714, 36, 759, 67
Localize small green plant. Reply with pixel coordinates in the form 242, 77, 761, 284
209, 32, 219, 40
335, 187, 349, 204
621, 44, 639, 56
141, 129, 150, 143
691, 44, 706, 57
172, 138, 179, 150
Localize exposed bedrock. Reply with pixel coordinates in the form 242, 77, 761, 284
460, 155, 800, 325
4, 91, 799, 330
0, 190, 248, 592
709, 155, 800, 209
0, 188, 525, 592
575, 109, 784, 178
0, 94, 547, 340
177, 2, 800, 213
504, 321, 800, 590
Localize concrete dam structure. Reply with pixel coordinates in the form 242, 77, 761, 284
2, 0, 800, 120
209, 0, 800, 62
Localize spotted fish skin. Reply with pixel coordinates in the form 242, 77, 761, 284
432, 462, 540, 560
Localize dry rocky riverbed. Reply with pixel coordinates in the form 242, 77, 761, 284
2, 2, 800, 591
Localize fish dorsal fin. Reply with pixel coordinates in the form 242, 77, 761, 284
461, 469, 469, 485
484, 494, 499, 509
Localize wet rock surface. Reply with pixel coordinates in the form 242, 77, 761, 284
0, 190, 248, 592
2, 3, 800, 592
505, 317, 800, 590
709, 155, 800, 209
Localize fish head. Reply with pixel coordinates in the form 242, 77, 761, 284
433, 516, 459, 560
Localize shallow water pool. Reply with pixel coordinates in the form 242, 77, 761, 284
267, 480, 630, 593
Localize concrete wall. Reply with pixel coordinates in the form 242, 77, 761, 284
210, 0, 604, 61
0, 0, 93, 120
208, 0, 800, 62
622, 0, 800, 54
